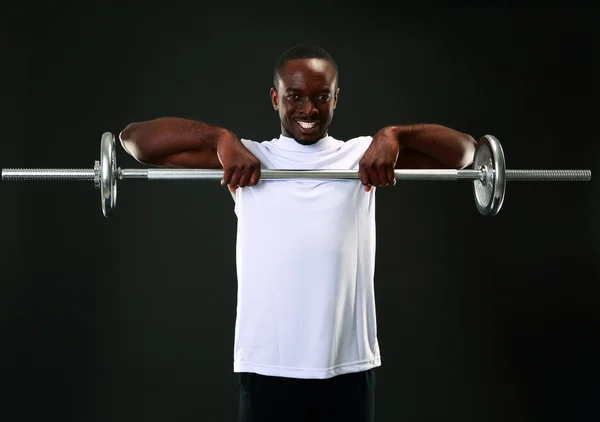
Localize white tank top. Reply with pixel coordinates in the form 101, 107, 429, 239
232, 134, 381, 379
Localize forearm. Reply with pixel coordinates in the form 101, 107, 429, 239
383, 124, 477, 169
119, 117, 234, 166
395, 148, 447, 169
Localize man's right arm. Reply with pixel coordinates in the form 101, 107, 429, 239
119, 117, 261, 189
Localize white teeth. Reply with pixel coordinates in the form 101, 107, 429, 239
297, 121, 316, 129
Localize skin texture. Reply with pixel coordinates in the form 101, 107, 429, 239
120, 57, 477, 192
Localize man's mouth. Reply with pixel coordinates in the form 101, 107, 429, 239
295, 120, 319, 133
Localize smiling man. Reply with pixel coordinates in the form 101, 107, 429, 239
119, 44, 476, 422
270, 55, 339, 144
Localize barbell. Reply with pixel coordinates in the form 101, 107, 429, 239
1, 132, 592, 217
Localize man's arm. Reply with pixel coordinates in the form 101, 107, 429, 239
359, 123, 477, 190
386, 124, 477, 170
119, 117, 261, 189
120, 117, 229, 168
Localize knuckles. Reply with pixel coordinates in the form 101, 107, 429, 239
358, 160, 395, 187
222, 158, 261, 188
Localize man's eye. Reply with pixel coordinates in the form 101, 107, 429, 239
287, 94, 300, 100
318, 96, 331, 102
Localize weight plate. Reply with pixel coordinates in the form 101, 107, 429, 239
473, 135, 506, 216
100, 132, 118, 217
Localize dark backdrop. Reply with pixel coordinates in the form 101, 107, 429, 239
2, 2, 598, 422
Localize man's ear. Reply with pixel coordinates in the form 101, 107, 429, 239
333, 87, 340, 109
270, 87, 278, 111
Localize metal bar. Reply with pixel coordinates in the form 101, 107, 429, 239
1, 168, 593, 182
119, 169, 148, 179
0, 169, 96, 181
505, 169, 591, 181
143, 168, 481, 181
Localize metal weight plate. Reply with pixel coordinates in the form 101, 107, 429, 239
472, 135, 506, 216
100, 132, 118, 217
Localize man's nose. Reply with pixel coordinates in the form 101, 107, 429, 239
298, 97, 318, 115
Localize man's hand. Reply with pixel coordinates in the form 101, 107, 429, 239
216, 131, 261, 192
358, 127, 400, 192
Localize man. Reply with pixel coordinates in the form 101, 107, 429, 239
119, 44, 476, 422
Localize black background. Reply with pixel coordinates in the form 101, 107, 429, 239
2, 2, 599, 421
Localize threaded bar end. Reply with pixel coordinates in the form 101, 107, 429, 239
506, 169, 591, 181
1, 168, 96, 181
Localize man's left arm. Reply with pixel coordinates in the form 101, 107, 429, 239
358, 124, 477, 191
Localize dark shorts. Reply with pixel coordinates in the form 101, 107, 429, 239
237, 368, 376, 422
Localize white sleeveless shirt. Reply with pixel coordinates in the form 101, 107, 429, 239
232, 134, 381, 379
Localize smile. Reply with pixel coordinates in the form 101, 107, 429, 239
296, 121, 319, 131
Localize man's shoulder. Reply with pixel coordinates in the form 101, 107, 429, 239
239, 137, 280, 146
338, 135, 373, 144
333, 135, 373, 151
238, 137, 274, 149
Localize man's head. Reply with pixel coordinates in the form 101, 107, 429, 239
270, 44, 340, 145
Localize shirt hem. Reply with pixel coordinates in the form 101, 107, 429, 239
233, 356, 382, 379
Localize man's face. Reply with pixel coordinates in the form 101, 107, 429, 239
270, 58, 339, 145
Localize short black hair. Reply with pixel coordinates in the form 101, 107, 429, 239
273, 44, 339, 88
